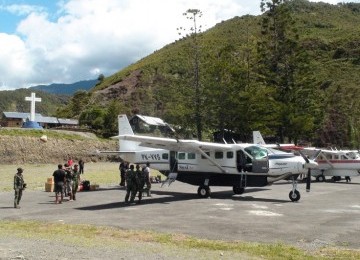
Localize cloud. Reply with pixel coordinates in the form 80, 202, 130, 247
0, 0, 354, 90
0, 4, 45, 16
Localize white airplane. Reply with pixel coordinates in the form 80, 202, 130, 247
107, 115, 319, 202
303, 149, 360, 182
253, 131, 360, 182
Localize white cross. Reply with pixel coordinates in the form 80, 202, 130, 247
25, 92, 42, 122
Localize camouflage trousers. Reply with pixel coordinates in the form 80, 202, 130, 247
125, 185, 136, 203
14, 189, 23, 207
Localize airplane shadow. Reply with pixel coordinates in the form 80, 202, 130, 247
76, 187, 288, 211
323, 181, 360, 186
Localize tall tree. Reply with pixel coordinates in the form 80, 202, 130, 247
177, 9, 204, 140
257, 0, 319, 143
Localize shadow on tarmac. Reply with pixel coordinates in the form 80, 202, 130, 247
75, 187, 288, 211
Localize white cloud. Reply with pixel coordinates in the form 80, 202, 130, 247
0, 4, 45, 16
0, 0, 356, 90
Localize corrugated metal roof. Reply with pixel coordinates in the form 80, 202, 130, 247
36, 116, 58, 124
3, 112, 77, 125
3, 112, 41, 119
57, 118, 79, 125
134, 114, 166, 126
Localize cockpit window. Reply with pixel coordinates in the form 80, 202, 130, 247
346, 152, 360, 159
244, 146, 268, 159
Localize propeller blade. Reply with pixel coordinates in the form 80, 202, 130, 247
299, 150, 318, 169
298, 150, 309, 163
306, 168, 311, 192
311, 150, 322, 160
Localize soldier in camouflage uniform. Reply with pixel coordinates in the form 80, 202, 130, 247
135, 164, 145, 203
124, 164, 137, 204
14, 167, 26, 208
72, 164, 81, 201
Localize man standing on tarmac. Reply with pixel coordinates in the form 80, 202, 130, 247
124, 164, 136, 204
143, 162, 151, 197
53, 164, 66, 204
13, 167, 26, 208
135, 164, 145, 203
72, 164, 81, 201
119, 161, 128, 187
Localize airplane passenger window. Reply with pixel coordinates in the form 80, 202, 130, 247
178, 153, 186, 160
188, 153, 196, 159
162, 153, 169, 160
227, 151, 234, 159
215, 151, 223, 159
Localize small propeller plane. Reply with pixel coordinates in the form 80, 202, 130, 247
253, 131, 360, 182
303, 149, 360, 182
106, 115, 320, 202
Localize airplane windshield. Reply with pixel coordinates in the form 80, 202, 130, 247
346, 152, 360, 159
244, 146, 268, 159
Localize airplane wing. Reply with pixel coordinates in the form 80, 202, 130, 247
112, 134, 232, 153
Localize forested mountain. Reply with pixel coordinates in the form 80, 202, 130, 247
0, 79, 99, 118
30, 79, 98, 95
58, 0, 360, 147
0, 88, 69, 117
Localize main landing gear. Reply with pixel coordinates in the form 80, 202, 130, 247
233, 185, 245, 195
316, 174, 326, 182
289, 177, 301, 202
197, 185, 211, 198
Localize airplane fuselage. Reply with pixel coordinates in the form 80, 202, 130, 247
120, 145, 308, 188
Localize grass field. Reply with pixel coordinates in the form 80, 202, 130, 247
0, 162, 159, 192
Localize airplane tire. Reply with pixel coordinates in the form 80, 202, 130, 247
332, 176, 341, 182
233, 186, 245, 195
316, 175, 325, 182
197, 186, 210, 198
289, 190, 301, 202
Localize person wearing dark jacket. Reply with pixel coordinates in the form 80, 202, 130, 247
14, 167, 26, 208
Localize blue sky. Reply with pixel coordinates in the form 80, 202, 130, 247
0, 0, 358, 90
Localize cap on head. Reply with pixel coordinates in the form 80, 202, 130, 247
17, 168, 23, 173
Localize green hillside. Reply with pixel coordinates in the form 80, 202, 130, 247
0, 88, 69, 117
60, 0, 360, 147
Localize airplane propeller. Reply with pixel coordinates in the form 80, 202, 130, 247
298, 150, 321, 192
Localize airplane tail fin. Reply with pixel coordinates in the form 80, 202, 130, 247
253, 131, 266, 145
117, 114, 137, 152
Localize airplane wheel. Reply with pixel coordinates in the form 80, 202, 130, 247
331, 176, 341, 182
289, 190, 301, 202
316, 175, 325, 182
197, 186, 210, 198
233, 186, 245, 195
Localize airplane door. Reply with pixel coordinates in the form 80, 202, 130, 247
236, 149, 269, 173
252, 157, 269, 173
170, 151, 178, 172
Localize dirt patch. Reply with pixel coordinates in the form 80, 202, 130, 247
0, 133, 118, 164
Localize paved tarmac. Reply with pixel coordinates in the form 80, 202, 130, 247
1, 179, 360, 250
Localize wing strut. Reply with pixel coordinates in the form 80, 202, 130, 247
196, 147, 228, 173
